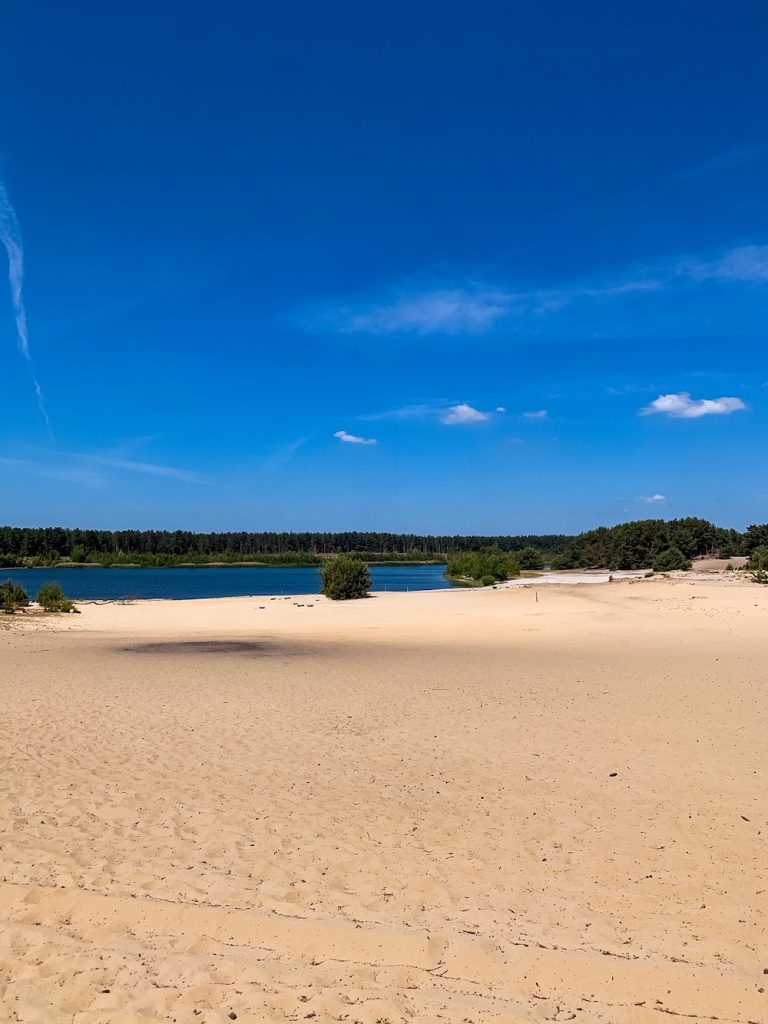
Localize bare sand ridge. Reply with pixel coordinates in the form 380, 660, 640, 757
1, 578, 767, 1023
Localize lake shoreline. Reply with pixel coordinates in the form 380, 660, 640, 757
3, 558, 448, 570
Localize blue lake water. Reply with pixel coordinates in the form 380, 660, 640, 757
4, 564, 455, 601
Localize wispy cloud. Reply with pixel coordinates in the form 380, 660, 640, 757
0, 181, 51, 433
294, 243, 768, 338
676, 245, 768, 283
362, 400, 505, 425
263, 436, 311, 471
334, 430, 377, 445
440, 403, 492, 425
78, 453, 206, 482
674, 144, 766, 182
360, 401, 449, 422
640, 392, 747, 419
640, 493, 667, 505
0, 456, 103, 486
326, 287, 515, 335
522, 409, 548, 420
607, 383, 659, 396
0, 448, 207, 486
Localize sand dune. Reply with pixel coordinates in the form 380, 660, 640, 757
1, 578, 767, 1022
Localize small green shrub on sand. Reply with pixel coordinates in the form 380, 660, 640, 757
1, 579, 29, 613
36, 583, 76, 612
652, 547, 691, 572
319, 554, 371, 600
747, 548, 768, 585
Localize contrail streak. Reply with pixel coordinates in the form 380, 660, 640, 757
0, 180, 52, 434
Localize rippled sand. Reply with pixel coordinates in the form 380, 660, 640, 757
1, 578, 766, 1023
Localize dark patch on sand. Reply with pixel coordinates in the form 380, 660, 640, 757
122, 639, 291, 657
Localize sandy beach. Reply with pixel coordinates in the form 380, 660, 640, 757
1, 576, 766, 1023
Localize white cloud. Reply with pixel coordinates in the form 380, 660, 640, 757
495, 406, 507, 413
440, 404, 491, 425
334, 430, 377, 445
640, 392, 747, 419
640, 494, 667, 504
523, 409, 548, 420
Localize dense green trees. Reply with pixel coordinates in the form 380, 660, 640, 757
319, 555, 371, 600
518, 546, 545, 570
745, 524, 768, 552
446, 546, 521, 585
0, 526, 572, 567
0, 520, 765, 572
554, 517, 754, 571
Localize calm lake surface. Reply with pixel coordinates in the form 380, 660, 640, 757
6, 564, 455, 601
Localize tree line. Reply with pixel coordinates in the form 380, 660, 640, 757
0, 526, 572, 568
0, 519, 765, 570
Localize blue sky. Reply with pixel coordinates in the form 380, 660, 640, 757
1, 1, 767, 534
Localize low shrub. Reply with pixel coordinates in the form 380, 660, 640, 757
1, 579, 29, 613
651, 547, 692, 572
36, 583, 75, 612
746, 546, 768, 570
745, 546, 768, 584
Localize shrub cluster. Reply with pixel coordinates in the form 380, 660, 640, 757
319, 554, 371, 600
36, 583, 76, 612
446, 546, 521, 586
651, 547, 692, 572
1, 579, 29, 613
747, 546, 768, 584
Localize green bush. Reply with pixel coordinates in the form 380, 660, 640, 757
746, 546, 768, 571
747, 546, 768, 584
652, 547, 692, 572
549, 552, 578, 570
480, 574, 496, 587
1, 579, 29, 613
518, 546, 545, 570
319, 554, 371, 600
36, 583, 75, 612
445, 546, 521, 585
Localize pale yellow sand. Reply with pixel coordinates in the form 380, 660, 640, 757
1, 578, 767, 1023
